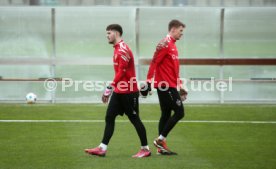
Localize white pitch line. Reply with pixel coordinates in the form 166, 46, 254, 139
0, 120, 275, 124
180, 120, 276, 124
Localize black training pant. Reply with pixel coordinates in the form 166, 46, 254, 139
101, 91, 148, 146
157, 87, 185, 137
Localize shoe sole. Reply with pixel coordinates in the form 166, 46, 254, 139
157, 151, 177, 155
132, 153, 151, 158
85, 150, 106, 157
87, 153, 106, 157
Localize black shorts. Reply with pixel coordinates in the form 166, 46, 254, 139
106, 91, 139, 117
157, 87, 183, 113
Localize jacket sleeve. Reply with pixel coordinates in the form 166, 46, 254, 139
146, 41, 168, 82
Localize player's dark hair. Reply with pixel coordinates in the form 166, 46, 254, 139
168, 20, 185, 31
106, 24, 123, 36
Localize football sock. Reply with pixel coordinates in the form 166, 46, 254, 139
158, 135, 165, 141
99, 143, 107, 151
141, 145, 149, 150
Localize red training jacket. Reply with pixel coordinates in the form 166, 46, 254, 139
111, 40, 139, 94
147, 35, 182, 89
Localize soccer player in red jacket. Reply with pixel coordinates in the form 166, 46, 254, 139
141, 20, 188, 155
85, 24, 151, 158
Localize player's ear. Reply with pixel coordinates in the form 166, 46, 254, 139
172, 27, 176, 32
116, 31, 121, 37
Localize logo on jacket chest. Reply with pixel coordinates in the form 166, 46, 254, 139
170, 47, 178, 60
171, 54, 179, 60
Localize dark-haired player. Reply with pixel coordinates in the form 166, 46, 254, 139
85, 24, 151, 158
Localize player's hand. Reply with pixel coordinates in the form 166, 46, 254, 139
140, 82, 152, 98
179, 88, 188, 101
102, 86, 113, 104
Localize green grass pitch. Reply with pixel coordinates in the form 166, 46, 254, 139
0, 104, 275, 169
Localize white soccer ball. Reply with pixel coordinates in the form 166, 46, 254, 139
26, 93, 37, 104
